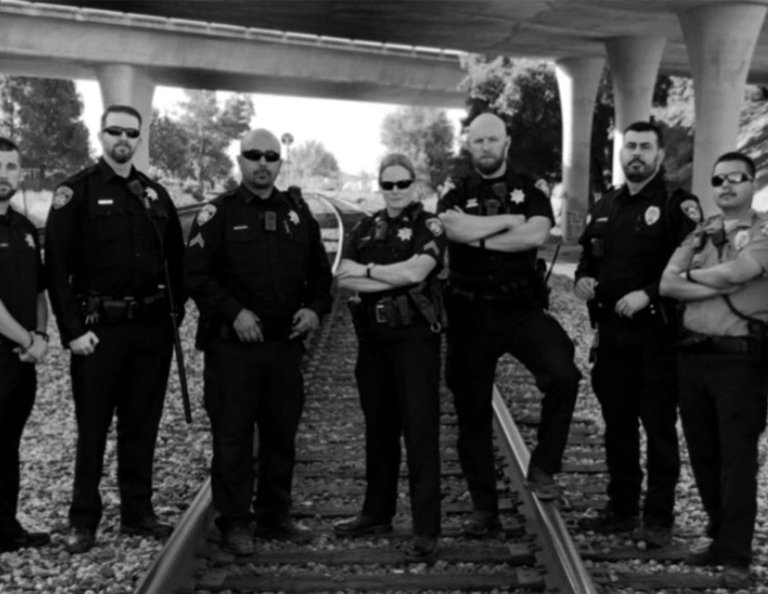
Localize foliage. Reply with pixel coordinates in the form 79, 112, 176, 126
379, 106, 455, 192
290, 139, 340, 182
0, 76, 91, 182
149, 110, 191, 179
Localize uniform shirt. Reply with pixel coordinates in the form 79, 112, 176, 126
45, 158, 185, 343
343, 201, 446, 299
0, 207, 44, 340
437, 167, 553, 287
575, 172, 700, 304
672, 211, 768, 337
185, 184, 332, 333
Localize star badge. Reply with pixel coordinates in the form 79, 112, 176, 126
289, 210, 300, 225
24, 233, 34, 249
397, 227, 413, 241
510, 189, 525, 204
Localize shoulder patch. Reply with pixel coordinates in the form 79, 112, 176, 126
733, 229, 750, 250
425, 217, 444, 237
761, 221, 768, 236
52, 186, 74, 209
196, 204, 217, 226
146, 187, 159, 202
680, 199, 701, 223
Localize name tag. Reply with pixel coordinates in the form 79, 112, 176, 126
232, 225, 249, 231
98, 199, 114, 205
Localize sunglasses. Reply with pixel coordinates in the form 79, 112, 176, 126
102, 126, 140, 139
380, 179, 413, 191
711, 172, 752, 187
241, 150, 281, 163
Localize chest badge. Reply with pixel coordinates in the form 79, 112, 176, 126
510, 189, 525, 204
644, 205, 660, 226
24, 233, 34, 249
733, 229, 750, 250
397, 227, 413, 242
288, 210, 300, 225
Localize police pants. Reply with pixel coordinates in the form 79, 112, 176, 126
69, 323, 172, 530
678, 351, 768, 566
445, 300, 580, 514
0, 344, 35, 538
591, 323, 679, 526
204, 336, 304, 532
354, 322, 441, 537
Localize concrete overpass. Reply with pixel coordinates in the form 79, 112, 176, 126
3, 0, 768, 241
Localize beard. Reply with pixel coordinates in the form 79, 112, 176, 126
108, 143, 135, 164
623, 158, 657, 183
0, 182, 16, 202
248, 169, 275, 189
473, 152, 506, 176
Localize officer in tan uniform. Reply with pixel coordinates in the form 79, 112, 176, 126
660, 151, 768, 587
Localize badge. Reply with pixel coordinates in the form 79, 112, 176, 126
188, 233, 205, 249
466, 198, 479, 210
680, 199, 701, 223
52, 186, 73, 209
426, 218, 444, 237
146, 187, 158, 201
734, 229, 750, 250
397, 227, 413, 241
510, 189, 525, 204
288, 210, 300, 225
439, 177, 455, 198
24, 233, 34, 249
196, 204, 217, 226
644, 205, 660, 226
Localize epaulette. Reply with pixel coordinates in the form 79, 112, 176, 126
213, 188, 238, 204
59, 163, 99, 187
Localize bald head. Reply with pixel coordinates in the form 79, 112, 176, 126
238, 128, 283, 197
467, 113, 509, 177
241, 128, 281, 153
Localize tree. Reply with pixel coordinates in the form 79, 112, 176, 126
380, 106, 454, 191
291, 139, 340, 181
149, 110, 192, 179
0, 76, 91, 182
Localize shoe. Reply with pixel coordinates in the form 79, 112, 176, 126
121, 515, 173, 539
462, 511, 502, 538
722, 565, 751, 588
65, 526, 95, 554
334, 515, 393, 537
257, 516, 311, 540
631, 525, 672, 548
526, 465, 560, 501
578, 507, 637, 533
222, 525, 254, 556
685, 544, 720, 566
405, 535, 438, 561
0, 529, 51, 552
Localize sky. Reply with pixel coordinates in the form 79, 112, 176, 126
75, 80, 464, 175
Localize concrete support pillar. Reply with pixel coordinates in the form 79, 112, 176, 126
680, 3, 767, 215
605, 37, 666, 187
555, 56, 605, 244
96, 65, 156, 172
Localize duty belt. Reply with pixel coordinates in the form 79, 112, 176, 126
82, 291, 166, 325
676, 331, 751, 355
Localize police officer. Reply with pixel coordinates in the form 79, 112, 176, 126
660, 151, 768, 586
438, 112, 581, 537
0, 137, 50, 553
575, 121, 700, 546
185, 128, 332, 556
45, 105, 185, 553
333, 154, 446, 560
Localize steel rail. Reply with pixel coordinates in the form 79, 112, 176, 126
492, 386, 598, 594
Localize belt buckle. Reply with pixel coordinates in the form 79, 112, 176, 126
374, 303, 387, 324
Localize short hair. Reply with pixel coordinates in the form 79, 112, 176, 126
101, 104, 142, 129
0, 137, 19, 153
624, 121, 663, 148
714, 151, 756, 178
379, 153, 416, 182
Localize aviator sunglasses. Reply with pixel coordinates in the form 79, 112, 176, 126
241, 150, 281, 163
102, 126, 140, 139
711, 172, 753, 187
380, 179, 414, 191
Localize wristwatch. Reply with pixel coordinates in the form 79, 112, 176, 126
366, 263, 374, 279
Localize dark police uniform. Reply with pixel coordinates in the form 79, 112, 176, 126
575, 172, 699, 528
45, 158, 184, 531
671, 211, 768, 567
0, 207, 43, 542
344, 201, 446, 538
185, 184, 332, 534
439, 168, 581, 516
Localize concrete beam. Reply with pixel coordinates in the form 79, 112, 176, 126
555, 56, 605, 245
605, 37, 666, 187
680, 3, 767, 214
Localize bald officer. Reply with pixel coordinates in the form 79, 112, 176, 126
438, 112, 581, 536
661, 151, 768, 585
186, 128, 332, 556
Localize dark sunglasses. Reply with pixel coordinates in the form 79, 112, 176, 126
711, 172, 752, 187
241, 150, 281, 163
102, 126, 140, 139
380, 179, 413, 191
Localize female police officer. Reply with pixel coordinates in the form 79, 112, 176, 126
333, 154, 446, 560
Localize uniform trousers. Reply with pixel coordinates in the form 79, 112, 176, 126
591, 321, 679, 526
204, 336, 304, 532
69, 322, 172, 530
0, 344, 35, 538
445, 298, 580, 515
354, 322, 441, 538
678, 351, 768, 566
